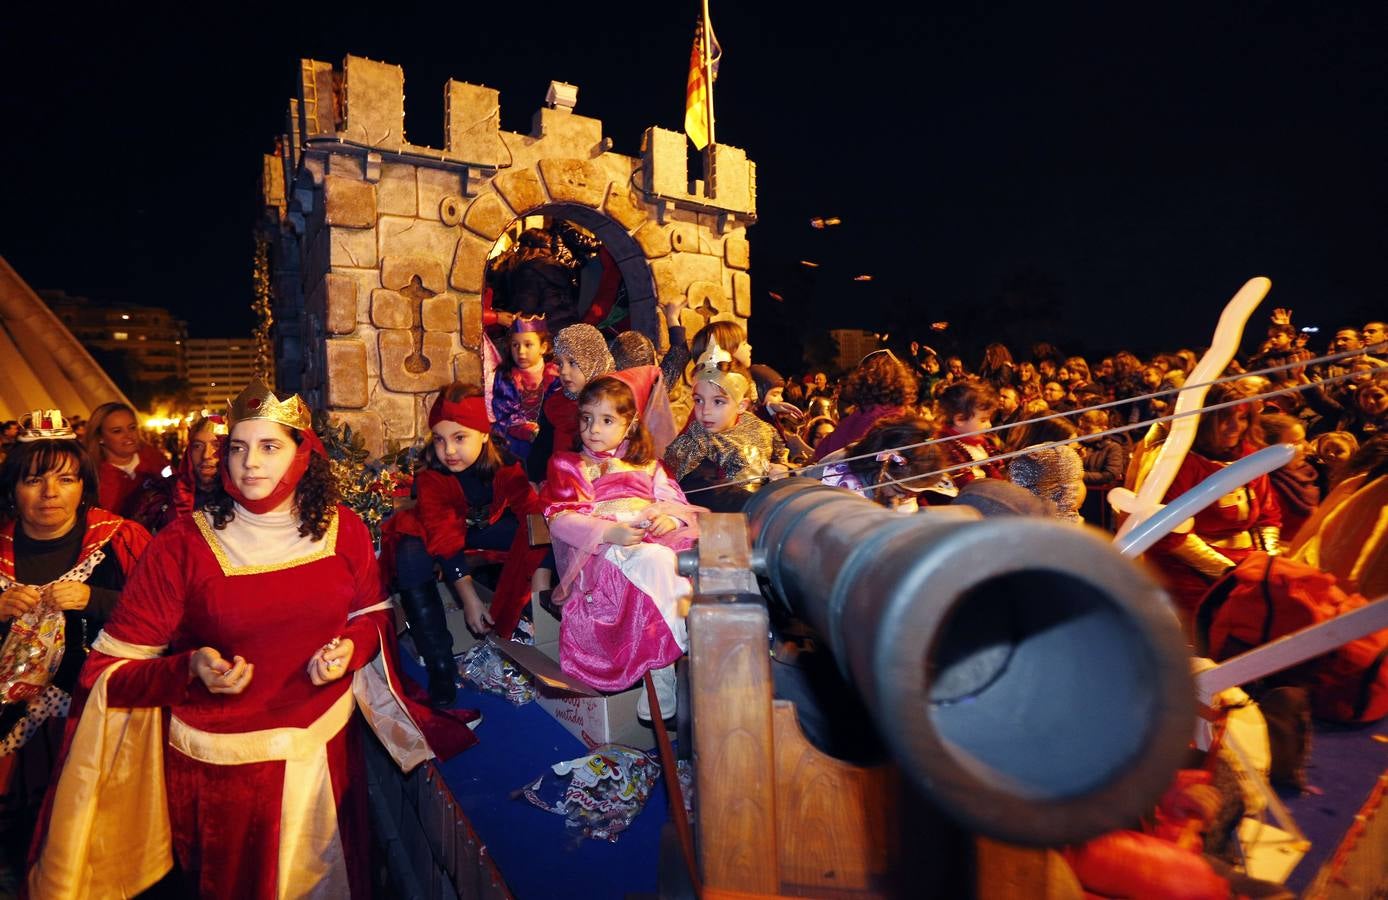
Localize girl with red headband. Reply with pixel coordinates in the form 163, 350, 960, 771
542, 367, 702, 721
383, 382, 551, 705
32, 381, 479, 899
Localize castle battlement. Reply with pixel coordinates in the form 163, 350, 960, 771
263, 55, 757, 457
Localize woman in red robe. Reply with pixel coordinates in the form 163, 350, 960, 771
1145, 382, 1282, 629
84, 402, 170, 524
30, 381, 479, 899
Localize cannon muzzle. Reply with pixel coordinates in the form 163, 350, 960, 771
742, 479, 1194, 846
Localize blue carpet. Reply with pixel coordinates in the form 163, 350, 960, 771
399, 651, 669, 900
1279, 715, 1388, 895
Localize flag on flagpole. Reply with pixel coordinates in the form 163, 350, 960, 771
684, 10, 722, 150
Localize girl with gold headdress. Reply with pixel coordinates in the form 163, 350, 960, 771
663, 337, 790, 512
31, 381, 479, 900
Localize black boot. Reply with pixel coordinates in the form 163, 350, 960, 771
397, 583, 458, 707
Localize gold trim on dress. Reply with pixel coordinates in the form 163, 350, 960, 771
193, 510, 340, 577
578, 456, 657, 484
169, 687, 355, 764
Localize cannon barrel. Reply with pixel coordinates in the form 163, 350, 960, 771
741, 478, 1194, 846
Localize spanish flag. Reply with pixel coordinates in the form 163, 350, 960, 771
684, 8, 721, 150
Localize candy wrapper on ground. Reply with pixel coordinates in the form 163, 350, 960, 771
515, 744, 661, 843
458, 639, 537, 705
0, 601, 66, 704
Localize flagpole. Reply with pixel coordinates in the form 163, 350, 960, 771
702, 0, 718, 198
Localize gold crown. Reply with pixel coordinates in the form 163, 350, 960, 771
227, 380, 312, 431
693, 336, 751, 403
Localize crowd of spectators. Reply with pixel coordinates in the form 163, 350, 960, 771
758, 309, 1385, 530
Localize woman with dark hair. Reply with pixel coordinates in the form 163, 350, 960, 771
811, 350, 918, 462
978, 342, 1017, 392
815, 415, 944, 512
0, 411, 150, 881
1143, 382, 1282, 628
84, 401, 170, 524
31, 382, 478, 899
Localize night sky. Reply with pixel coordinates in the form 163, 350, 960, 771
3, 3, 1384, 374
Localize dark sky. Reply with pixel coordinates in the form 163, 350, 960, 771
3, 3, 1384, 374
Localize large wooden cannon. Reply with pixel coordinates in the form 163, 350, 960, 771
679, 479, 1195, 898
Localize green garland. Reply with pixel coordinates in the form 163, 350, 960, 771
252, 237, 275, 383
316, 416, 420, 550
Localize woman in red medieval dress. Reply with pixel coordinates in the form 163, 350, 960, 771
1143, 381, 1282, 633
29, 380, 479, 899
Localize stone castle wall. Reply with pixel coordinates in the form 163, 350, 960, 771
263, 55, 758, 456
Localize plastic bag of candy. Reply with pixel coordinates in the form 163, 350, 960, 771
458, 641, 536, 705
515, 744, 661, 842
0, 600, 66, 704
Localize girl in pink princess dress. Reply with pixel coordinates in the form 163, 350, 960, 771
542, 367, 702, 719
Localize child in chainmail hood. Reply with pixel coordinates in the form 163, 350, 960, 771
664, 337, 788, 511
527, 324, 615, 482
1006, 417, 1086, 523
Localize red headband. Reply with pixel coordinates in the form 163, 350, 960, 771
428, 394, 491, 434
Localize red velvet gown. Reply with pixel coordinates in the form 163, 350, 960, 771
96, 444, 170, 520
1146, 444, 1282, 617
542, 451, 703, 691
62, 506, 387, 899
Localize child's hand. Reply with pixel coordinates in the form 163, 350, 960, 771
644, 514, 679, 538
767, 463, 791, 480
462, 591, 494, 635
603, 523, 645, 546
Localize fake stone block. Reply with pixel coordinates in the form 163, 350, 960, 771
377, 216, 458, 268
603, 181, 648, 232
449, 232, 492, 294
643, 127, 688, 199
731, 271, 752, 319
458, 294, 483, 349
381, 254, 446, 295
537, 159, 605, 209
712, 144, 755, 215
444, 81, 505, 166
370, 289, 414, 330
298, 59, 337, 138
342, 55, 405, 152
328, 153, 364, 180
724, 237, 750, 271
377, 162, 418, 216
687, 281, 727, 318
669, 222, 699, 253
649, 252, 721, 302
462, 192, 512, 241
324, 273, 358, 335
453, 349, 482, 386
329, 410, 384, 459
417, 168, 467, 221
378, 330, 453, 393
325, 339, 369, 408
329, 226, 378, 268
370, 389, 416, 445
324, 175, 376, 228
421, 295, 458, 333
492, 168, 546, 215
633, 222, 672, 259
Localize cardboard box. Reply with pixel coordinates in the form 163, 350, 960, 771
489, 637, 654, 751
403, 585, 654, 751
533, 684, 651, 750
